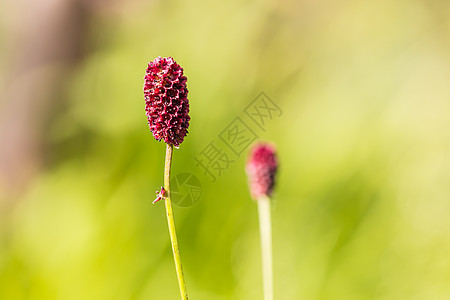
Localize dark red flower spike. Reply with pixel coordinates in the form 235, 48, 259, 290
144, 56, 190, 148
246, 143, 278, 199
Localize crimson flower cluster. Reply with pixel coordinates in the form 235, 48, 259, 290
144, 56, 190, 147
246, 143, 278, 199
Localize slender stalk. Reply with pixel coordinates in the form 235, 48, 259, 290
164, 143, 188, 300
257, 195, 273, 300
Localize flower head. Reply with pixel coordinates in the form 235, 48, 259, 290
144, 56, 190, 147
246, 143, 278, 199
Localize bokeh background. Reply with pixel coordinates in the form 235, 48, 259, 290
1, 0, 450, 299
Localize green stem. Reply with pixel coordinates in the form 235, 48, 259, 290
257, 194, 273, 300
164, 143, 188, 300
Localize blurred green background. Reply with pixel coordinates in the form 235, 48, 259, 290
1, 0, 450, 299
